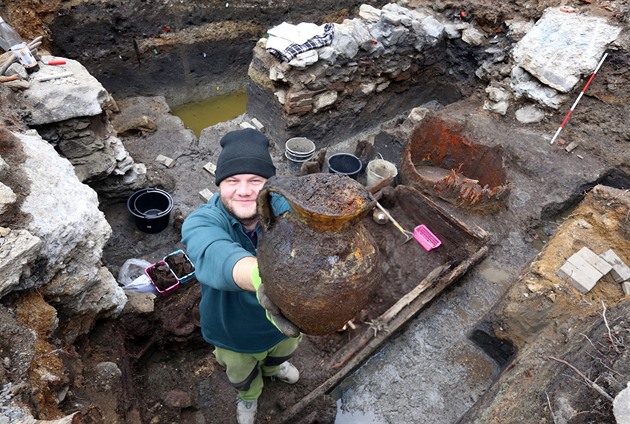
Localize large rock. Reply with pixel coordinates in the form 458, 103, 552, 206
512, 7, 621, 93
17, 57, 136, 183
21, 57, 111, 125
16, 130, 126, 338
0, 228, 42, 298
615, 382, 630, 424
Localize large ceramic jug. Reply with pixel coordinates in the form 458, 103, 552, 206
256, 173, 382, 335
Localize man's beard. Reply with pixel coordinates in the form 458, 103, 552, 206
223, 200, 258, 227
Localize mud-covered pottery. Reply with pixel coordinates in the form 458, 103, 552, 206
256, 173, 381, 335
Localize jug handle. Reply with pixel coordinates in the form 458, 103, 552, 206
257, 186, 277, 230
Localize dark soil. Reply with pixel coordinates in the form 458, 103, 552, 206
164, 251, 195, 281
147, 261, 178, 292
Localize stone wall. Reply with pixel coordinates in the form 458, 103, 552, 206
38, 0, 390, 106
246, 4, 476, 151
0, 55, 133, 421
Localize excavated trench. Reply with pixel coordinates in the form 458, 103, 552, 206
90, 42, 499, 423
83, 8, 630, 424
4, 1, 629, 423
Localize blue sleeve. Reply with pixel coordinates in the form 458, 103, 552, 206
181, 201, 252, 292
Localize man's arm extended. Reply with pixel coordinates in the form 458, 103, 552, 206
232, 256, 257, 291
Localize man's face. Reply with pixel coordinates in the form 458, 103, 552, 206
219, 174, 267, 228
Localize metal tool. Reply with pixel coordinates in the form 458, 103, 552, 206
374, 200, 414, 243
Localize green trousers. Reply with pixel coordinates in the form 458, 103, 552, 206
214, 334, 302, 401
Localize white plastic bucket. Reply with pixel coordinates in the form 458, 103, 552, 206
366, 155, 398, 186
285, 137, 316, 160
285, 151, 312, 174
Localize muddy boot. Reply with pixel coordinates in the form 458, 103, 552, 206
272, 362, 299, 384
236, 398, 257, 424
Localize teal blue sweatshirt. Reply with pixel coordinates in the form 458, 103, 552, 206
182, 193, 289, 353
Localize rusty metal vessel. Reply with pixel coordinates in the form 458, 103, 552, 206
256, 173, 382, 335
400, 115, 511, 211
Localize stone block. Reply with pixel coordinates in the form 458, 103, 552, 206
286, 97, 313, 108
284, 104, 313, 115
0, 182, 17, 215
199, 188, 214, 203
156, 154, 175, 168
565, 141, 579, 153
286, 90, 314, 103
203, 162, 216, 176
250, 118, 264, 131
622, 281, 630, 296
614, 382, 630, 423
239, 122, 256, 130
600, 249, 630, 283
557, 257, 603, 294
569, 247, 612, 275
0, 156, 8, 174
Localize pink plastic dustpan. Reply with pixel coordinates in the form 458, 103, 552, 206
413, 225, 441, 251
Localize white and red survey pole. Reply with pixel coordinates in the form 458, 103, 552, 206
550, 52, 609, 145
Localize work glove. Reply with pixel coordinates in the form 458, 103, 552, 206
251, 265, 301, 338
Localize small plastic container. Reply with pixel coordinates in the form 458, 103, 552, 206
163, 249, 195, 283
145, 260, 179, 296
413, 225, 442, 251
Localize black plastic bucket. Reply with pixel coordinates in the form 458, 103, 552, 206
127, 188, 173, 233
327, 153, 363, 180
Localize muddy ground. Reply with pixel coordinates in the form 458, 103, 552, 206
2, 0, 630, 423
80, 81, 629, 424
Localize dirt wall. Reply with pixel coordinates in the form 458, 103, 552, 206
2, 0, 390, 106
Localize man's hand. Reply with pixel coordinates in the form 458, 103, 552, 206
251, 265, 301, 338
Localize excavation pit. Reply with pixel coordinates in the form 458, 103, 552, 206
126, 183, 490, 423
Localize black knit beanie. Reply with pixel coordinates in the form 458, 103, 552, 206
214, 128, 276, 185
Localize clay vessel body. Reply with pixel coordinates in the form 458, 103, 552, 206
256, 173, 381, 335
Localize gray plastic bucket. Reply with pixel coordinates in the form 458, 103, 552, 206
285, 151, 311, 174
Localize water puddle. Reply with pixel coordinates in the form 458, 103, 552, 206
170, 90, 247, 137
530, 205, 577, 250
335, 398, 378, 423
331, 386, 380, 424
476, 261, 511, 284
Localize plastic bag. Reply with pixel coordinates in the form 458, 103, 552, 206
118, 258, 157, 293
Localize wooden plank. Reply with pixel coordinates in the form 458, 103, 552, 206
329, 264, 450, 369
398, 185, 490, 242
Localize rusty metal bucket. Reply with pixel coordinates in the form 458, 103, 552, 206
400, 115, 511, 211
